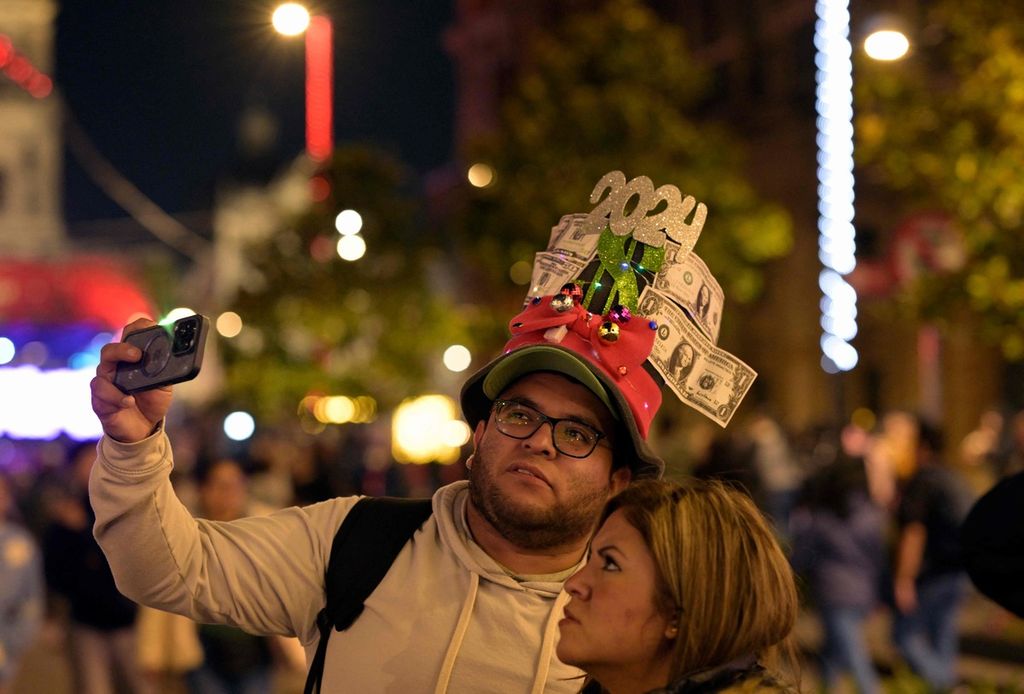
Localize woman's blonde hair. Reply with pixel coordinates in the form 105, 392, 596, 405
601, 478, 799, 685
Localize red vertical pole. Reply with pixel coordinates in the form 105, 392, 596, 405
305, 16, 333, 162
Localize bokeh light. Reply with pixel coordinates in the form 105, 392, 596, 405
0, 337, 14, 365
442, 344, 472, 372
216, 311, 243, 338
392, 395, 464, 464
467, 163, 495, 188
223, 411, 256, 441
271, 3, 310, 36
162, 307, 196, 325
864, 30, 910, 61
335, 209, 363, 236
337, 234, 367, 261
509, 260, 533, 285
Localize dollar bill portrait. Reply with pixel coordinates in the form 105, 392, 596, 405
694, 283, 711, 322
668, 341, 696, 388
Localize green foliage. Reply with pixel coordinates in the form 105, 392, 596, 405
855, 0, 1024, 359
452, 0, 793, 313
224, 146, 474, 419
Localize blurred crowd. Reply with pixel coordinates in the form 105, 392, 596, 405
0, 420, 468, 694
1, 405, 1022, 693
689, 406, 1023, 692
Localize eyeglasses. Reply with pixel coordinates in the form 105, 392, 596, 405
491, 399, 608, 459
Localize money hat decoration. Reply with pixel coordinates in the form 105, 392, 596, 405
461, 171, 756, 479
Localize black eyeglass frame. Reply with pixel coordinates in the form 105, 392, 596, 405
490, 399, 609, 459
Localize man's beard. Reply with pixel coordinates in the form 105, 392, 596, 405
467, 448, 612, 551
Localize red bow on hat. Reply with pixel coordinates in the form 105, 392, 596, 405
502, 295, 662, 438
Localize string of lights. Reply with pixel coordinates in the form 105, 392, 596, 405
814, 0, 859, 374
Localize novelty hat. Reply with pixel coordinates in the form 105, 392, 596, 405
460, 171, 757, 478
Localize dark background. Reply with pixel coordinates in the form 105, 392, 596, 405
55, 0, 454, 225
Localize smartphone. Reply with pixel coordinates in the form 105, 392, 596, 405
113, 314, 210, 394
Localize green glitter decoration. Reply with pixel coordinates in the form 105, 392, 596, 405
583, 227, 665, 314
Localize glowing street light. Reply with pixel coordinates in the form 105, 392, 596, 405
864, 29, 910, 61
272, 3, 333, 162
271, 3, 310, 36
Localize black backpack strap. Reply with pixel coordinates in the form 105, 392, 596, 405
304, 496, 433, 694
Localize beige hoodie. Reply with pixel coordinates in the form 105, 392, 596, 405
89, 430, 585, 693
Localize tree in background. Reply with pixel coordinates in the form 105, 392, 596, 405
856, 0, 1024, 359
224, 146, 474, 420
452, 0, 793, 322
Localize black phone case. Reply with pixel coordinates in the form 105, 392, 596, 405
113, 315, 210, 394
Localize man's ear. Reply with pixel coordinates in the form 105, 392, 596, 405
472, 420, 486, 450
609, 466, 631, 495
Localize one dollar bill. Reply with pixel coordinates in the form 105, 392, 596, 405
655, 244, 724, 344
639, 287, 756, 427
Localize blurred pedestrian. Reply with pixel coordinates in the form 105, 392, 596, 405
790, 442, 885, 694
0, 473, 44, 694
746, 411, 803, 533
891, 419, 974, 690
42, 441, 152, 694
185, 458, 277, 694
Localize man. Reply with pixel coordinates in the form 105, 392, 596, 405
892, 418, 973, 691
87, 172, 749, 692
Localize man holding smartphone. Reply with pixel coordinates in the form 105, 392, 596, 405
88, 172, 747, 692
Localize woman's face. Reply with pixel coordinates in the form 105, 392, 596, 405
558, 510, 674, 684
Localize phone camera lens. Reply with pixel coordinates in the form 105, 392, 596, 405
172, 318, 199, 355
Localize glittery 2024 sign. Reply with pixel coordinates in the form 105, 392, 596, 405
570, 171, 709, 316
578, 171, 708, 255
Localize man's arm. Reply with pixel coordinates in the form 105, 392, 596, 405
894, 521, 927, 614
89, 319, 354, 643
90, 428, 358, 642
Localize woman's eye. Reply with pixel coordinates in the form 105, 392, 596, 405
601, 555, 621, 572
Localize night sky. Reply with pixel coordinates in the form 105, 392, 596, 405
54, 0, 454, 228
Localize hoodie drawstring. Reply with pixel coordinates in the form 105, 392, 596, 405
434, 572, 480, 694
531, 590, 570, 694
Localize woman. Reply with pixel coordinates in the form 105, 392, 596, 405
558, 479, 799, 693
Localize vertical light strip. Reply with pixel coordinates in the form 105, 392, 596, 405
305, 15, 334, 162
815, 0, 859, 373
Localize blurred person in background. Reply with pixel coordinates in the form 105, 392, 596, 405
42, 441, 153, 694
558, 479, 800, 693
790, 425, 886, 694
745, 411, 803, 535
996, 409, 1024, 478
891, 419, 974, 691
0, 473, 44, 694
186, 457, 303, 694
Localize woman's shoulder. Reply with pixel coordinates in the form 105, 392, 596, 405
719, 671, 798, 693
665, 666, 798, 694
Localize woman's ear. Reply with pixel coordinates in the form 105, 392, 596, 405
664, 620, 679, 640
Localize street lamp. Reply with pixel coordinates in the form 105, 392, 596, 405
272, 3, 333, 162
864, 29, 910, 61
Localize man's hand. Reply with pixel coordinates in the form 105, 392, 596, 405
91, 318, 173, 443
894, 576, 918, 614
